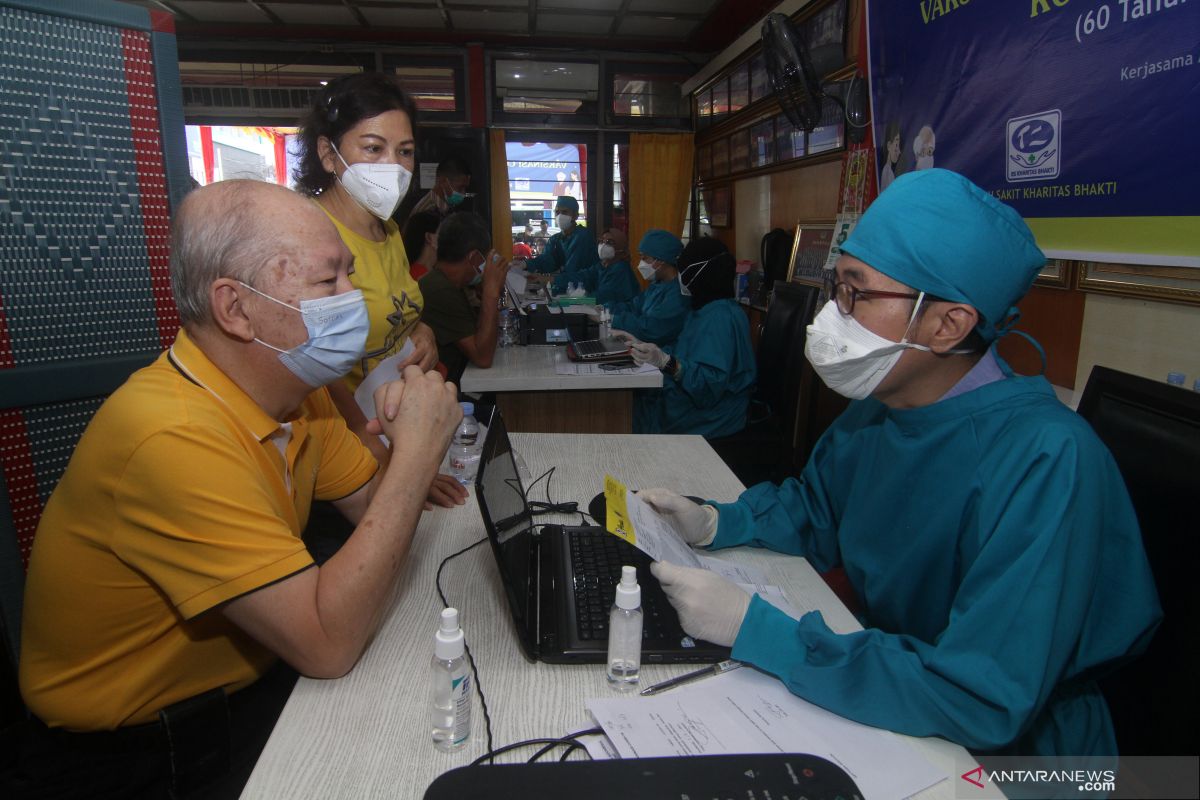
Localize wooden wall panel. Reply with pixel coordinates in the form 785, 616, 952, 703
996, 285, 1085, 389
769, 160, 842, 228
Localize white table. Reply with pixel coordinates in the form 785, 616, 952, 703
460, 346, 663, 434
243, 434, 997, 799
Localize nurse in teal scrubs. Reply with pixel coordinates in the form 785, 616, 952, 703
622, 238, 756, 439
637, 169, 1161, 758
607, 229, 691, 346
518, 195, 595, 278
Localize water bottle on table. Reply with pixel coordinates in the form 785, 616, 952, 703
448, 402, 481, 484
606, 565, 643, 691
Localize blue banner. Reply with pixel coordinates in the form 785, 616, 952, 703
866, 0, 1199, 264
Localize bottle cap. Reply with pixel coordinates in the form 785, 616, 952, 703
1167, 371, 1185, 386
435, 607, 465, 659
460, 401, 475, 416
615, 565, 641, 610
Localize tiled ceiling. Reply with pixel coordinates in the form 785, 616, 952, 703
129, 0, 776, 52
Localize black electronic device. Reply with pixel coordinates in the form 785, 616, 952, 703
423, 753, 863, 800
520, 303, 596, 346
474, 407, 729, 665
761, 12, 869, 143
565, 334, 631, 363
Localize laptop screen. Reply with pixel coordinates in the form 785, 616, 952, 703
475, 408, 539, 656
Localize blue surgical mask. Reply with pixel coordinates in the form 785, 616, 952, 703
239, 281, 369, 387
447, 190, 466, 207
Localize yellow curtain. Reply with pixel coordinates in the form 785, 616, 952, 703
488, 128, 513, 260
628, 132, 695, 286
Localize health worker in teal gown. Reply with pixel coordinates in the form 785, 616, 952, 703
606, 229, 691, 346
638, 169, 1162, 758
621, 238, 755, 439
552, 227, 639, 305
518, 195, 595, 279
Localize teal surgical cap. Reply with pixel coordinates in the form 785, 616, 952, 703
638, 229, 684, 265
840, 168, 1046, 342
555, 195, 579, 213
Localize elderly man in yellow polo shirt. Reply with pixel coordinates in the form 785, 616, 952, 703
12, 180, 462, 798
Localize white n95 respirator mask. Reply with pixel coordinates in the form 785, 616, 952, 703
804, 297, 931, 400
333, 143, 411, 220
637, 259, 656, 281
598, 243, 616, 261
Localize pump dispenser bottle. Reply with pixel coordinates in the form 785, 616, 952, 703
606, 566, 643, 690
431, 607, 472, 751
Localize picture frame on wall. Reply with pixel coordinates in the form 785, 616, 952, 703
787, 221, 836, 286
1035, 258, 1073, 288
1076, 261, 1200, 306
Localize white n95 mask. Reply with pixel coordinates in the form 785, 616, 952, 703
637, 259, 656, 280
333, 144, 411, 220
804, 297, 931, 400
598, 243, 616, 261
556, 213, 573, 230
240, 282, 369, 387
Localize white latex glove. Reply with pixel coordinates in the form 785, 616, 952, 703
636, 488, 718, 546
650, 561, 750, 648
630, 341, 669, 369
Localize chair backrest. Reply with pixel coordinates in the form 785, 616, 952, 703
759, 228, 794, 290
1077, 365, 1200, 756
0, 0, 187, 725
754, 282, 821, 445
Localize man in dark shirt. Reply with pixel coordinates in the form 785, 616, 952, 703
418, 212, 511, 383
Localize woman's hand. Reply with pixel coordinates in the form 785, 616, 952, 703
399, 322, 439, 372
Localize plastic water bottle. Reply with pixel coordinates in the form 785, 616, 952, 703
1166, 371, 1185, 387
606, 566, 642, 691
448, 402, 480, 484
597, 306, 611, 340
431, 607, 472, 752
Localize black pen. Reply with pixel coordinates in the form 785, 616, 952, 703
638, 660, 742, 696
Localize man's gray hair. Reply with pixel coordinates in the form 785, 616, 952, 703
169, 180, 280, 327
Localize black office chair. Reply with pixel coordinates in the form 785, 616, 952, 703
1077, 365, 1200, 756
709, 282, 822, 486
759, 228, 794, 292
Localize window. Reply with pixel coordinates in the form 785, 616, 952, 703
493, 59, 599, 125
505, 140, 588, 237
394, 66, 456, 113
185, 125, 296, 187
611, 74, 686, 118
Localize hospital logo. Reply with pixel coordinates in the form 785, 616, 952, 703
1006, 110, 1060, 183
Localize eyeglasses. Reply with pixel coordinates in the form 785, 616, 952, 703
824, 276, 921, 316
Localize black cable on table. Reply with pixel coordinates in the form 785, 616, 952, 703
470, 727, 604, 767
434, 537, 494, 755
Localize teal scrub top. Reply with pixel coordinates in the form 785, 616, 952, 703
552, 260, 640, 307
709, 369, 1161, 756
525, 225, 596, 275
608, 278, 691, 346
633, 299, 756, 438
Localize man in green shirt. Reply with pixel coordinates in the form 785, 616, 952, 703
418, 212, 511, 383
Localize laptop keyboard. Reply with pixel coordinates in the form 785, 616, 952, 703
569, 529, 672, 643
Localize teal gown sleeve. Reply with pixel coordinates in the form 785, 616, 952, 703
611, 282, 690, 345
594, 260, 639, 306
719, 424, 1160, 754
525, 234, 564, 273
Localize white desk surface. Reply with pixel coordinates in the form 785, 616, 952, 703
242, 434, 995, 800
459, 345, 663, 393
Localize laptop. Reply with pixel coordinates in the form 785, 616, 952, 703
474, 407, 730, 664
565, 333, 631, 363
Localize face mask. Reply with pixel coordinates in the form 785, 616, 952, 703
556, 214, 573, 231
239, 282, 369, 387
678, 258, 711, 298
447, 190, 466, 207
598, 243, 616, 261
637, 259, 656, 281
332, 143, 411, 220
803, 296, 932, 400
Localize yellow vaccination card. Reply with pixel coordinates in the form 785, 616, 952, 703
604, 474, 637, 547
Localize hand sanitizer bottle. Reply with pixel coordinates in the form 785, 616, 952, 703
432, 607, 472, 751
606, 566, 642, 691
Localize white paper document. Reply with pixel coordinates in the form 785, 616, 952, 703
352, 340, 416, 421
603, 478, 704, 569
587, 666, 946, 800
